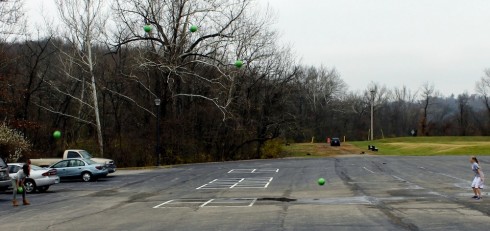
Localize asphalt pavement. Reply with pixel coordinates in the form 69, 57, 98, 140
0, 155, 489, 231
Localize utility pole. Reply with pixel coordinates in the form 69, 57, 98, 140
155, 98, 161, 166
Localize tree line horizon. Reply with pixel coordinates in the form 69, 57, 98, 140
1, 0, 490, 166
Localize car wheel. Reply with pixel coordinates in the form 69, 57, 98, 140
24, 179, 36, 193
82, 172, 92, 182
38, 186, 50, 192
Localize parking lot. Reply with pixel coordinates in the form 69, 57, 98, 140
1, 156, 489, 231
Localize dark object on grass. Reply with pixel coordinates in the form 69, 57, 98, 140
330, 138, 341, 146
368, 145, 378, 151
360, 151, 365, 154
306, 153, 311, 156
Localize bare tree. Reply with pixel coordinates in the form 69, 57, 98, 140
457, 92, 471, 136
38, 0, 108, 156
475, 69, 490, 117
0, 0, 24, 41
419, 82, 435, 136
112, 0, 259, 119
302, 66, 346, 112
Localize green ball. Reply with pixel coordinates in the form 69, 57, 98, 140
143, 25, 152, 33
53, 130, 61, 139
318, 178, 325, 186
190, 25, 198, 33
234, 60, 243, 68
17, 186, 24, 193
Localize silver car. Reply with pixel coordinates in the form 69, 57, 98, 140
0, 157, 10, 191
50, 159, 108, 182
8, 163, 60, 193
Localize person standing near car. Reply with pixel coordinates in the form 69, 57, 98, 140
11, 164, 30, 206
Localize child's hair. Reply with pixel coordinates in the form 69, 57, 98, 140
471, 156, 479, 164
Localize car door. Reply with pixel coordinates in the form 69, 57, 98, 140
67, 159, 86, 177
8, 165, 20, 179
51, 160, 69, 177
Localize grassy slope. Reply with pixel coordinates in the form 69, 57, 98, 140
350, 136, 490, 155
282, 142, 364, 157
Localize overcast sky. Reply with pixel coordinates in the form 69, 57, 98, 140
25, 0, 490, 96
260, 0, 490, 96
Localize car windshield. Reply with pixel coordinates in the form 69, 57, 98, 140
79, 150, 93, 159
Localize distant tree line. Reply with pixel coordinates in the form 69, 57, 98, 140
1, 0, 490, 166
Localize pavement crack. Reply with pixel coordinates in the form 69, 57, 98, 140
334, 158, 420, 231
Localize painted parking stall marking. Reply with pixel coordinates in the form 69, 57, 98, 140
153, 198, 257, 208
227, 168, 279, 174
196, 177, 273, 189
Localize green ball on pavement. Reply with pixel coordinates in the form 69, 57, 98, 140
318, 178, 325, 186
53, 130, 61, 139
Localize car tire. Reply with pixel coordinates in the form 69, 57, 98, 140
38, 186, 50, 192
24, 179, 36, 193
82, 172, 93, 182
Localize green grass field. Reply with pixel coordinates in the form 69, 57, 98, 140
350, 136, 490, 155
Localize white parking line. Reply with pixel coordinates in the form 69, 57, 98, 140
154, 198, 258, 208
199, 199, 215, 207
153, 199, 175, 208
197, 177, 274, 189
363, 167, 375, 174
228, 169, 279, 174
230, 178, 245, 188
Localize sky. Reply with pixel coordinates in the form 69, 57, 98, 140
260, 0, 490, 96
23, 0, 490, 96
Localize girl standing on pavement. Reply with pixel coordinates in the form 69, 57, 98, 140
470, 156, 484, 200
12, 164, 30, 206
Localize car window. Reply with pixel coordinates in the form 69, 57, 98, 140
76, 160, 85, 166
8, 165, 20, 173
0, 158, 6, 168
52, 161, 68, 168
79, 150, 93, 159
68, 159, 85, 167
67, 151, 80, 159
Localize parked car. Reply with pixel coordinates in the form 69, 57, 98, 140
8, 163, 59, 193
330, 137, 341, 146
31, 149, 116, 173
0, 157, 10, 191
49, 159, 108, 182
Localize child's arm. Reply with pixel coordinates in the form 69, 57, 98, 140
478, 169, 484, 181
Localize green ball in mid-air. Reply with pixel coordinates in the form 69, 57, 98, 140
234, 60, 243, 68
190, 25, 198, 32
318, 178, 326, 186
53, 130, 61, 139
143, 25, 152, 33
17, 186, 24, 193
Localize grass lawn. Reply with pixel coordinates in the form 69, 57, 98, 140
350, 136, 490, 155
282, 142, 363, 157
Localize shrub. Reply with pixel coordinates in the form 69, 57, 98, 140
261, 139, 283, 159
0, 122, 31, 162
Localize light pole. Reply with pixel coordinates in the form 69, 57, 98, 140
154, 98, 161, 166
370, 90, 376, 141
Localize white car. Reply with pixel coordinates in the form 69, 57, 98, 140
8, 163, 60, 193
